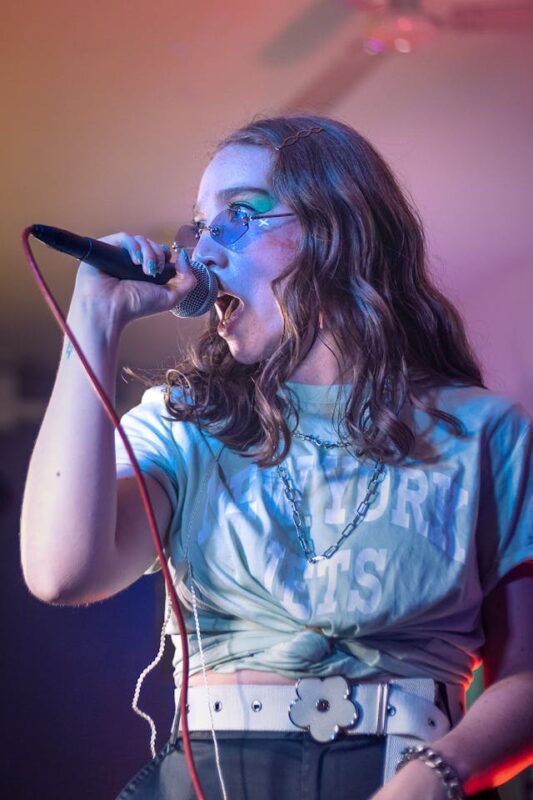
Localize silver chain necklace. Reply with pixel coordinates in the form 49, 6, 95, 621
277, 431, 385, 564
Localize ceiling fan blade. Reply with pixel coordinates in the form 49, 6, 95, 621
258, 0, 356, 65
446, 1, 533, 31
281, 41, 388, 113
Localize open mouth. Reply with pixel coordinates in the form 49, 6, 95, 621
215, 292, 243, 326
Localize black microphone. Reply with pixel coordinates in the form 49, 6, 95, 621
31, 224, 218, 318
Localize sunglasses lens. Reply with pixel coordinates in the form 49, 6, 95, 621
175, 224, 198, 251
176, 209, 250, 251
211, 208, 249, 247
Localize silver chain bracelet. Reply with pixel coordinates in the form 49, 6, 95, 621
396, 744, 465, 799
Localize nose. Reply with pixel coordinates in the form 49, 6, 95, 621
192, 228, 229, 272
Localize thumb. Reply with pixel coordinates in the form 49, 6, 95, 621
164, 248, 199, 304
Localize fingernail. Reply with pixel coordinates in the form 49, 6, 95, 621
148, 259, 157, 276
135, 250, 143, 265
162, 244, 171, 253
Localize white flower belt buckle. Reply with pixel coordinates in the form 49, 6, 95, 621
288, 676, 359, 743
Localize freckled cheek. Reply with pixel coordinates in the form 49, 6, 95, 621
277, 222, 300, 251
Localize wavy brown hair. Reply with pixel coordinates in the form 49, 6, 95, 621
164, 115, 484, 466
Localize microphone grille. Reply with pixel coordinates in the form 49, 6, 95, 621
170, 259, 218, 318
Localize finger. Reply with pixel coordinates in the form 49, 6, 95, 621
98, 232, 143, 267
145, 238, 168, 275
162, 249, 197, 303
132, 235, 161, 277
162, 244, 173, 262
175, 247, 194, 277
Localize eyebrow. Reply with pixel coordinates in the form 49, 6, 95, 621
193, 186, 275, 216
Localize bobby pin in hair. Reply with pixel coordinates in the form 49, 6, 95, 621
274, 126, 324, 151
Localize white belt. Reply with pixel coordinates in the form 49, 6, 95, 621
176, 677, 464, 745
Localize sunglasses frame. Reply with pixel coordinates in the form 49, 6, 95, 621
172, 208, 296, 252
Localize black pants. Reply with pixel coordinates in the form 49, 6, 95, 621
116, 732, 500, 800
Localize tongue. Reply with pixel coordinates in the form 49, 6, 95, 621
224, 297, 240, 322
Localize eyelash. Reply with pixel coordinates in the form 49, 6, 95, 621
229, 202, 255, 216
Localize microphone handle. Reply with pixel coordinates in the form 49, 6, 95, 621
31, 224, 176, 285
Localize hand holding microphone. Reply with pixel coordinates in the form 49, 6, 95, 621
31, 224, 218, 319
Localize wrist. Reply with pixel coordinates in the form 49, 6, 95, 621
67, 290, 126, 351
396, 744, 465, 800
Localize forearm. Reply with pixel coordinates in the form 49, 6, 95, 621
20, 293, 123, 603
370, 671, 533, 799
21, 241, 195, 604
431, 671, 533, 794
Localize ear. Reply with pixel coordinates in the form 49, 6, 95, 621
319, 309, 324, 330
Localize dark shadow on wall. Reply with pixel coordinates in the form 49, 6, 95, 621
0, 422, 174, 800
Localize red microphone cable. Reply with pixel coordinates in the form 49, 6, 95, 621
21, 226, 205, 800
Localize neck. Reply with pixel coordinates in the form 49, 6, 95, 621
289, 333, 352, 385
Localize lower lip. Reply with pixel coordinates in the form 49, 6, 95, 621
217, 302, 244, 336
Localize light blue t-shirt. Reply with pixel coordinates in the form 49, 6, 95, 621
115, 382, 533, 687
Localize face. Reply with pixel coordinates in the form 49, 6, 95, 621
192, 144, 300, 364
